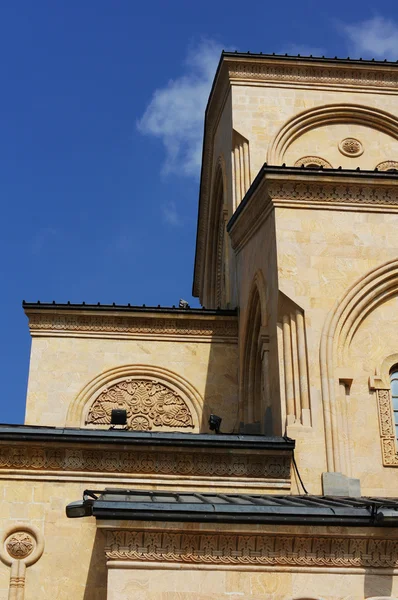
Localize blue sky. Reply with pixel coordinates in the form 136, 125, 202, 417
1, 1, 398, 423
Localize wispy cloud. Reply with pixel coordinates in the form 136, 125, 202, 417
31, 227, 58, 255
162, 201, 181, 226
137, 38, 223, 178
342, 17, 398, 59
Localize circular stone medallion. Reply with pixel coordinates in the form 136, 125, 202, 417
338, 138, 364, 157
5, 532, 34, 559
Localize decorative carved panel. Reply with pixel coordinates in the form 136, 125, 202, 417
105, 529, 398, 569
86, 379, 194, 431
0, 444, 291, 479
376, 388, 398, 466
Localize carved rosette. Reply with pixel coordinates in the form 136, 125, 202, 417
5, 533, 34, 559
338, 137, 363, 157
86, 378, 194, 431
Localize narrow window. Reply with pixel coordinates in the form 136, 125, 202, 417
390, 366, 398, 440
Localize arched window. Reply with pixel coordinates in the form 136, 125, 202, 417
205, 164, 229, 308
390, 365, 398, 440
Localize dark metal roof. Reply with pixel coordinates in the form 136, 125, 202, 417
222, 51, 398, 67
22, 301, 237, 316
0, 424, 294, 450
227, 164, 398, 232
66, 489, 398, 526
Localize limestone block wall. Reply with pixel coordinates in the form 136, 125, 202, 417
275, 204, 398, 496
24, 308, 238, 434
102, 520, 398, 600
231, 85, 398, 176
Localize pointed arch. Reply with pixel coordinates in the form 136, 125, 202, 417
204, 156, 229, 308
268, 103, 398, 165
320, 258, 398, 472
241, 271, 268, 427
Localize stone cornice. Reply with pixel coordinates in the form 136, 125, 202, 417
0, 441, 291, 490
225, 56, 398, 93
228, 169, 398, 253
104, 528, 398, 570
25, 308, 238, 343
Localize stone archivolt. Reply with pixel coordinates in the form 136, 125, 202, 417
105, 529, 398, 569
86, 378, 194, 431
0, 444, 291, 479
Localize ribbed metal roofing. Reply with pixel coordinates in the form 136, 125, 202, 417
66, 489, 398, 526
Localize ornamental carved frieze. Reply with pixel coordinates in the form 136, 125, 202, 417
105, 529, 398, 569
27, 313, 238, 342
86, 379, 194, 431
0, 444, 291, 480
376, 389, 398, 466
227, 61, 398, 89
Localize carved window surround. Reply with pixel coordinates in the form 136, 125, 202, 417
102, 527, 398, 571
370, 375, 398, 467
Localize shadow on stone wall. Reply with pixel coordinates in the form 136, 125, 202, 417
364, 569, 393, 598
83, 530, 107, 600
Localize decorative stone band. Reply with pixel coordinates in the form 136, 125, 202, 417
0, 443, 291, 481
26, 313, 238, 343
105, 529, 398, 570
229, 176, 398, 254
376, 389, 398, 467
226, 59, 398, 91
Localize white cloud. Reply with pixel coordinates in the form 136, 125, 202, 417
137, 38, 223, 178
342, 17, 398, 59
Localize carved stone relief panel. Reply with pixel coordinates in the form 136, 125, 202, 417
376, 388, 398, 466
86, 378, 194, 431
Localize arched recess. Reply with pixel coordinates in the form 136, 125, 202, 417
267, 104, 398, 164
241, 271, 269, 430
204, 157, 229, 308
66, 364, 202, 431
320, 258, 398, 473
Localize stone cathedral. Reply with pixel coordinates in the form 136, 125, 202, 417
2, 52, 398, 600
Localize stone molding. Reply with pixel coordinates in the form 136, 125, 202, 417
0, 443, 291, 480
105, 529, 398, 569
226, 58, 398, 92
26, 311, 238, 343
67, 365, 202, 429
